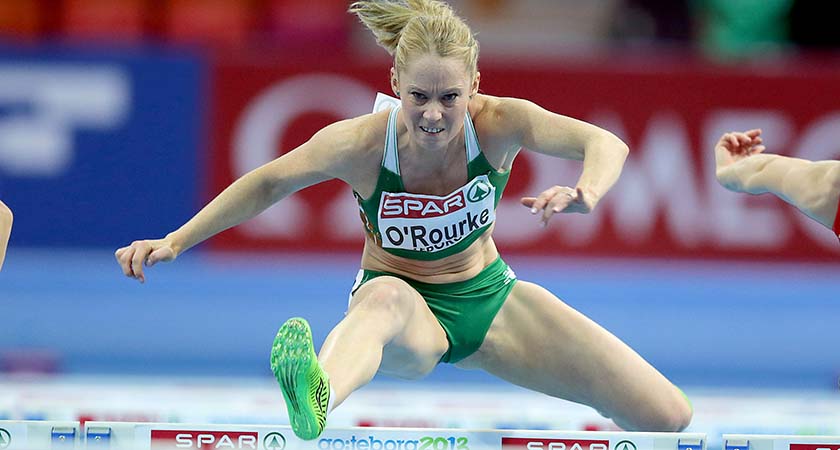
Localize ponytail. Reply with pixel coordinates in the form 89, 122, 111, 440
349, 0, 478, 78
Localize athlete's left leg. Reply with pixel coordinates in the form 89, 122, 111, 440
456, 280, 692, 432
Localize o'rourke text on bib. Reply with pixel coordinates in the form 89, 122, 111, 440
378, 175, 496, 253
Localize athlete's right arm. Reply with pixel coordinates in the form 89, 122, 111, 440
0, 200, 12, 271
115, 116, 371, 282
715, 129, 840, 229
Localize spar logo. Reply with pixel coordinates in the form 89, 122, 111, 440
790, 444, 840, 450
150, 430, 258, 449
466, 179, 491, 202
381, 191, 466, 219
501, 438, 609, 450
264, 432, 287, 450
379, 179, 492, 219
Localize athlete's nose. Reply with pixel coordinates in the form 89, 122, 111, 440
423, 104, 442, 122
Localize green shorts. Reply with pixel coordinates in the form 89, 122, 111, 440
350, 257, 517, 363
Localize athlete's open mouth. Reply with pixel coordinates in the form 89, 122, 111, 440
420, 126, 444, 134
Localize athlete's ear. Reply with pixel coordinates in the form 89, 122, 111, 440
470, 71, 480, 98
390, 67, 400, 98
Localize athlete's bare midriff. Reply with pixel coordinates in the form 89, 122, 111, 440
360, 225, 499, 284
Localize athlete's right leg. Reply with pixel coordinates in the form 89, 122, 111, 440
456, 281, 691, 432
318, 276, 449, 409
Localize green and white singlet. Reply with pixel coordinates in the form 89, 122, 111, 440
354, 102, 510, 261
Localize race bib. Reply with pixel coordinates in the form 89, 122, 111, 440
378, 175, 496, 252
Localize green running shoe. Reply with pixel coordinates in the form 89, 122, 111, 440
270, 317, 330, 440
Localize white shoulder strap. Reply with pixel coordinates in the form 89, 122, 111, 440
373, 92, 400, 113
464, 110, 481, 162
373, 93, 401, 174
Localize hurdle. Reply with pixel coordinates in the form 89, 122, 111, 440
0, 420, 706, 450
723, 435, 840, 450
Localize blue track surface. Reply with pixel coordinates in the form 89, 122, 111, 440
3, 249, 839, 389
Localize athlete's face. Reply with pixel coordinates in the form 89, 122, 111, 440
392, 53, 479, 152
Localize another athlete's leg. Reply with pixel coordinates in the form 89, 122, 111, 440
0, 200, 12, 271
458, 281, 692, 432
318, 276, 448, 408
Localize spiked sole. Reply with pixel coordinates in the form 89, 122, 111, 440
270, 317, 329, 440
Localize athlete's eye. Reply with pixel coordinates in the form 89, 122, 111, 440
410, 92, 427, 102
442, 93, 458, 102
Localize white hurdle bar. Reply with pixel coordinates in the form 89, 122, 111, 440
0, 421, 706, 450
0, 420, 80, 449
723, 435, 840, 450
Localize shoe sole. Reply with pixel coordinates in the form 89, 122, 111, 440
270, 317, 327, 440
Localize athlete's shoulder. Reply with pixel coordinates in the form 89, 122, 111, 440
468, 95, 538, 149
470, 95, 536, 129
313, 109, 388, 154
301, 109, 391, 189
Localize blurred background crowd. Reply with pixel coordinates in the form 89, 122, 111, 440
1, 0, 839, 58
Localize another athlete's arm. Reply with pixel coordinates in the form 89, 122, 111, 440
495, 97, 629, 225
715, 129, 840, 230
115, 116, 367, 282
0, 200, 12, 271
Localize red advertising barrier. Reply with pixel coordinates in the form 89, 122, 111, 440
209, 56, 840, 260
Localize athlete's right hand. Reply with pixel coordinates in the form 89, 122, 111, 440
115, 238, 177, 283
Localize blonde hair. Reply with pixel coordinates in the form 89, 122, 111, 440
348, 0, 479, 80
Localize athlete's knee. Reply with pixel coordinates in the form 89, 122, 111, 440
350, 277, 417, 324
605, 385, 692, 432
648, 401, 691, 432
668, 389, 694, 431
622, 392, 692, 432
380, 360, 437, 381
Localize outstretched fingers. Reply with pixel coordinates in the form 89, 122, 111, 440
723, 129, 763, 154
521, 186, 582, 226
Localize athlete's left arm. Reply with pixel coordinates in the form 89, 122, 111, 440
502, 98, 628, 223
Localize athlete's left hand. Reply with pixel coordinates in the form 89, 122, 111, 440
521, 186, 595, 227
715, 129, 765, 168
